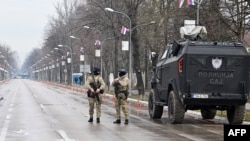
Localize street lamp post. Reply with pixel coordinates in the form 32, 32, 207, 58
100, 37, 115, 77
70, 35, 87, 84
83, 26, 102, 68
58, 44, 73, 85
105, 7, 132, 95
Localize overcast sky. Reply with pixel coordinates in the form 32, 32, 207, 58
0, 0, 62, 67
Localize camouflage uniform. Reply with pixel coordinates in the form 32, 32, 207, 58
112, 75, 129, 124
85, 74, 105, 123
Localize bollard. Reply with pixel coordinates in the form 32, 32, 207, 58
103, 94, 106, 102
112, 95, 115, 103
136, 99, 141, 110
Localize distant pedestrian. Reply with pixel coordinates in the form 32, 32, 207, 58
112, 69, 129, 125
79, 74, 83, 85
74, 77, 78, 84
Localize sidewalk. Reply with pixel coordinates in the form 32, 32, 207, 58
130, 88, 250, 111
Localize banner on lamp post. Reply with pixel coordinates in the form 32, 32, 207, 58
62, 61, 65, 66
80, 55, 84, 61
95, 50, 100, 57
122, 41, 129, 51
80, 64, 90, 73
67, 58, 71, 63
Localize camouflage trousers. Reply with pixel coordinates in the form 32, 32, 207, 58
114, 93, 129, 120
88, 95, 102, 118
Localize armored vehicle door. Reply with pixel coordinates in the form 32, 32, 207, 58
154, 45, 174, 102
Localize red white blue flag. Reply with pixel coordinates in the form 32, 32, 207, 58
121, 25, 129, 35
95, 39, 101, 46
80, 47, 84, 52
178, 0, 185, 8
187, 0, 195, 6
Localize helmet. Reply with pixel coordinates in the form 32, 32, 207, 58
118, 69, 127, 77
92, 67, 100, 75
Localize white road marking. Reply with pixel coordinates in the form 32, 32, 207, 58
56, 130, 75, 141
40, 104, 45, 109
0, 120, 10, 141
12, 130, 29, 136
6, 115, 11, 120
8, 108, 13, 112
0, 88, 17, 141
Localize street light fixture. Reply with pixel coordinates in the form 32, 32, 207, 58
131, 21, 156, 31
69, 35, 81, 39
105, 7, 132, 96
55, 47, 68, 84
57, 44, 73, 85
83, 26, 101, 36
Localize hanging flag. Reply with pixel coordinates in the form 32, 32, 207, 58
121, 25, 127, 35
80, 47, 84, 52
67, 52, 70, 56
187, 0, 195, 6
121, 25, 129, 35
95, 39, 101, 46
178, 0, 185, 8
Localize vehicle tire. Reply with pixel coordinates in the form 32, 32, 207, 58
201, 108, 216, 119
227, 105, 245, 125
148, 90, 163, 119
168, 90, 185, 124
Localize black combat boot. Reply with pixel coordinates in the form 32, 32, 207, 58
88, 118, 93, 122
124, 119, 129, 125
96, 118, 100, 123
113, 119, 121, 124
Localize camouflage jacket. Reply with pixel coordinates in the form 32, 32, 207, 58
112, 75, 129, 92
85, 75, 105, 91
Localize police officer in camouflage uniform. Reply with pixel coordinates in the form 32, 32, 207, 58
85, 67, 105, 123
112, 69, 129, 124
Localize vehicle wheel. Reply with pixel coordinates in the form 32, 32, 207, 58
168, 90, 185, 124
201, 108, 216, 119
148, 90, 163, 119
227, 105, 245, 125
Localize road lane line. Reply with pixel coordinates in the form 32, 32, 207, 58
6, 114, 11, 120
8, 108, 13, 112
0, 84, 18, 141
56, 130, 75, 141
40, 104, 45, 109
0, 120, 10, 141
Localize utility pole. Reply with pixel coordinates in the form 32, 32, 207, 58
196, 0, 203, 25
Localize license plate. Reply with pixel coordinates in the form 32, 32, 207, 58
191, 94, 208, 98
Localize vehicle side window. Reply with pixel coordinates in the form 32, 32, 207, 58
171, 41, 183, 57
167, 45, 175, 58
160, 49, 168, 60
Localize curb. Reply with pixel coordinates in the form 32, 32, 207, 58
41, 81, 250, 124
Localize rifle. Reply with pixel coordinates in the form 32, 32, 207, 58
90, 75, 102, 103
113, 82, 120, 98
91, 84, 100, 102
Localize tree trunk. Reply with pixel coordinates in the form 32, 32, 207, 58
132, 26, 145, 96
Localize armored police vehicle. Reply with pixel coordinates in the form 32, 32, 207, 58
148, 26, 249, 124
